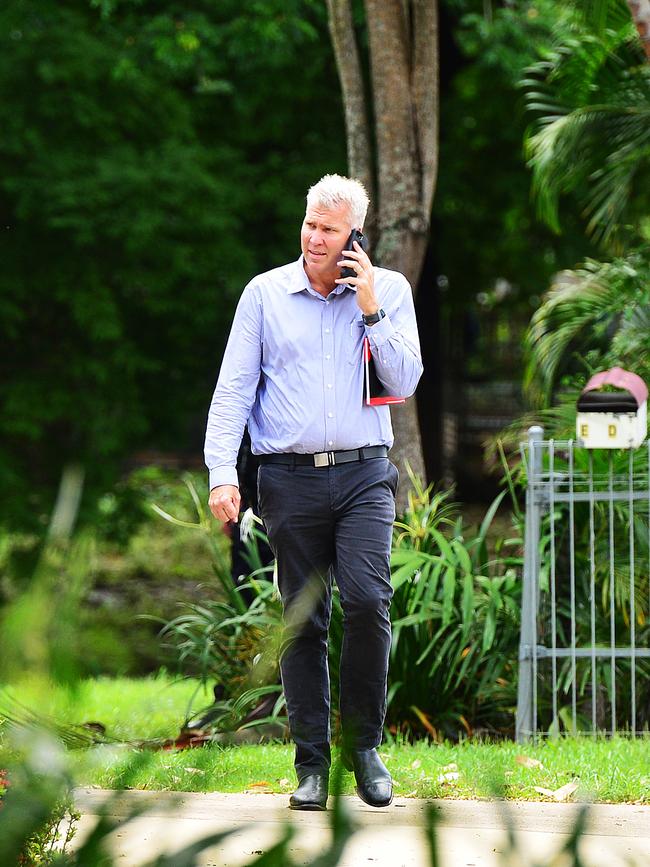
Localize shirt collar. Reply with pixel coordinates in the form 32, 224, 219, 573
287, 255, 355, 295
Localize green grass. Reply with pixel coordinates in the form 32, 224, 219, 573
68, 738, 650, 803
2, 676, 649, 803
0, 673, 212, 741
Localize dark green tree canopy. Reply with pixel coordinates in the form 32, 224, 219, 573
0, 0, 345, 525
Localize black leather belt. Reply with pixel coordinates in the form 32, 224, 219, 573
259, 445, 388, 468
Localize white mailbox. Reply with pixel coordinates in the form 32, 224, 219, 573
576, 367, 648, 449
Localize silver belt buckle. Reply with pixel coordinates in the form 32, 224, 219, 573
313, 451, 334, 467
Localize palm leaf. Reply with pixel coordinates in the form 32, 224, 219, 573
521, 7, 649, 246
524, 254, 643, 403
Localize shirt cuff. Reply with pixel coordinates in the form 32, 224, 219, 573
365, 311, 394, 347
209, 466, 239, 491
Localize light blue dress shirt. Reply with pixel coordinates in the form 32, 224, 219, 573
205, 255, 423, 490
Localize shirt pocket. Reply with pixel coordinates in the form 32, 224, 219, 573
347, 316, 365, 365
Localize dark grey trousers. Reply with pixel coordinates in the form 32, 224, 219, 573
257, 456, 397, 778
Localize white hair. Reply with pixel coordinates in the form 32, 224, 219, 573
306, 174, 369, 229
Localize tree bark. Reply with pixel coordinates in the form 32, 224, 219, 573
627, 0, 650, 60
412, 0, 440, 212
325, 0, 373, 194
326, 0, 439, 511
364, 0, 438, 509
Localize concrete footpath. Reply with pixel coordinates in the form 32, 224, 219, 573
73, 788, 650, 866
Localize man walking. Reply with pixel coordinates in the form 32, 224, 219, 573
205, 174, 422, 810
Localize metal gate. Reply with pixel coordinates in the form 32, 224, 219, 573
515, 426, 650, 741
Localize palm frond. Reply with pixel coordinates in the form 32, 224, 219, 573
581, 0, 637, 34
521, 8, 650, 246
524, 255, 643, 404
609, 299, 650, 368
584, 114, 650, 244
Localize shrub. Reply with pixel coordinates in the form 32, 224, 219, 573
328, 477, 523, 740
159, 475, 523, 739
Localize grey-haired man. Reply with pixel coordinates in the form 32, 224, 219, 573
205, 174, 423, 809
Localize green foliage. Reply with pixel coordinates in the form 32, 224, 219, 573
0, 535, 95, 687
436, 0, 595, 330
522, 0, 649, 249
2, 674, 212, 743
45, 733, 650, 802
0, 0, 344, 529
0, 469, 225, 677
159, 572, 281, 703
520, 0, 650, 405
492, 423, 650, 733
524, 252, 650, 406
508, 4, 650, 737
523, 444, 650, 733
152, 485, 284, 729
94, 466, 203, 547
0, 517, 639, 862
158, 472, 523, 739
381, 478, 522, 738
17, 797, 80, 867
0, 756, 79, 866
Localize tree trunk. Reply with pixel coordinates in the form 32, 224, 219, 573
325, 0, 373, 195
627, 0, 650, 60
378, 227, 429, 493
327, 0, 439, 511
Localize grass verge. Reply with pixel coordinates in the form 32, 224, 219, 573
68, 737, 650, 803
2, 676, 648, 803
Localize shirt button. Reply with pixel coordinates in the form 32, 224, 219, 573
327, 383, 332, 389
328, 412, 333, 418
325, 328, 331, 334
328, 440, 333, 446
325, 354, 331, 360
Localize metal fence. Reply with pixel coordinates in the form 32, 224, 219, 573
515, 426, 650, 741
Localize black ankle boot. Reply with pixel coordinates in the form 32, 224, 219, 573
289, 773, 329, 810
342, 748, 393, 807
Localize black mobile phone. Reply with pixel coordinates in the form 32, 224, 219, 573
340, 228, 369, 280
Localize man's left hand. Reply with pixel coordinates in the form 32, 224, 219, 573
336, 241, 379, 318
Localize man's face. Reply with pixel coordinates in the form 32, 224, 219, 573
301, 203, 354, 279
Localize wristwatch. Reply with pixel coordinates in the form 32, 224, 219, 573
362, 308, 386, 326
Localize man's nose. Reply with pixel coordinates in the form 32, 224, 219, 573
310, 230, 325, 246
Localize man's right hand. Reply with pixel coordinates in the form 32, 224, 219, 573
208, 484, 241, 524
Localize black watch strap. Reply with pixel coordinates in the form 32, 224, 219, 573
362, 308, 386, 326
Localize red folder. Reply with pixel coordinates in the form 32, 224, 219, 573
363, 337, 406, 406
